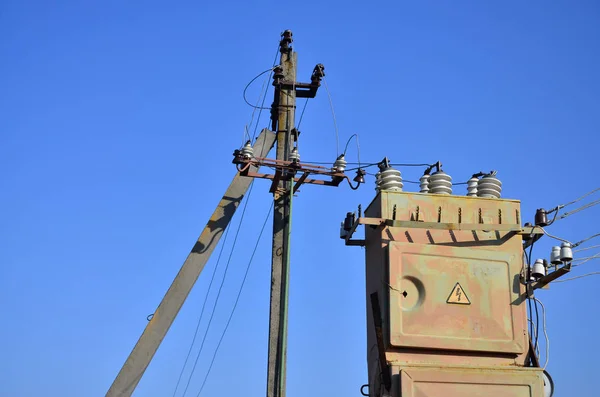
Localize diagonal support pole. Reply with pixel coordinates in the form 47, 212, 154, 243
106, 129, 276, 397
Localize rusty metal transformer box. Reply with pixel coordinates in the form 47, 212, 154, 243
362, 191, 544, 397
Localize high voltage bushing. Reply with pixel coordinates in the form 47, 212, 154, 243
466, 176, 479, 197
240, 140, 254, 159
375, 158, 403, 192
333, 154, 347, 172
429, 170, 452, 195
477, 173, 502, 198
419, 174, 430, 193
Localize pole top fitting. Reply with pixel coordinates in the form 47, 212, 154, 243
280, 30, 293, 53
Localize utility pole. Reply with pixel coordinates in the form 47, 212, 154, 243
266, 30, 296, 397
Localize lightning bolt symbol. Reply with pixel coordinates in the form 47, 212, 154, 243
456, 287, 462, 301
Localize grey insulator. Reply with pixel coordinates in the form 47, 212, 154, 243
532, 259, 546, 280
333, 154, 347, 173
376, 167, 403, 192
477, 174, 502, 198
560, 242, 573, 262
429, 171, 452, 195
289, 148, 300, 163
467, 177, 479, 197
240, 141, 254, 159
374, 172, 381, 191
419, 174, 430, 193
550, 246, 562, 265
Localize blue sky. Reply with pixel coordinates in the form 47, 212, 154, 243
1, 1, 599, 396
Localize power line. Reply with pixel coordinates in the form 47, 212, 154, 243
560, 199, 600, 220
573, 233, 600, 248
555, 271, 600, 283
194, 203, 274, 397
171, 225, 232, 397
572, 252, 600, 267
322, 76, 340, 157
180, 182, 256, 396
561, 187, 600, 209
574, 244, 600, 253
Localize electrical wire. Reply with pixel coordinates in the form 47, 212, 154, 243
252, 46, 280, 142
533, 297, 550, 370
322, 76, 340, 157
243, 67, 276, 111
574, 244, 600, 253
573, 233, 600, 248
296, 98, 309, 129
342, 134, 362, 169
539, 227, 571, 245
555, 271, 600, 283
171, 225, 232, 397
194, 203, 274, 396
560, 199, 600, 220
180, 182, 256, 396
572, 252, 600, 267
560, 187, 600, 208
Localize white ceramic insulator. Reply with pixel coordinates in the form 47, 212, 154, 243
429, 171, 452, 195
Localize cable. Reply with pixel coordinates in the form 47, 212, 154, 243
194, 203, 274, 396
574, 244, 600, 253
296, 98, 309, 129
533, 297, 540, 353
561, 187, 600, 208
560, 199, 600, 220
171, 225, 232, 397
251, 47, 280, 142
533, 297, 550, 370
572, 252, 600, 267
573, 233, 600, 248
180, 182, 256, 396
243, 68, 276, 110
555, 271, 600, 282
343, 134, 362, 169
322, 76, 340, 157
539, 227, 571, 245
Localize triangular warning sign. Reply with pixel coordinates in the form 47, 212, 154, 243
447, 283, 471, 305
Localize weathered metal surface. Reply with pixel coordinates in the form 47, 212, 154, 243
359, 191, 536, 396
106, 129, 276, 397
396, 365, 544, 397
387, 241, 526, 354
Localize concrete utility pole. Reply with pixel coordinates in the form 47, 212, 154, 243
266, 30, 296, 397
105, 130, 276, 397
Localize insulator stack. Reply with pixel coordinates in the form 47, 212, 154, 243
550, 246, 562, 265
429, 171, 452, 195
240, 141, 254, 159
419, 174, 430, 193
376, 167, 403, 192
333, 154, 347, 172
374, 172, 381, 191
531, 259, 546, 280
466, 177, 479, 197
477, 174, 502, 198
560, 242, 573, 262
289, 148, 300, 163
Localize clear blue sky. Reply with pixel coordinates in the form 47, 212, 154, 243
2, 1, 599, 396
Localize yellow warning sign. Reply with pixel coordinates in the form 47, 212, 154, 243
447, 283, 471, 305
